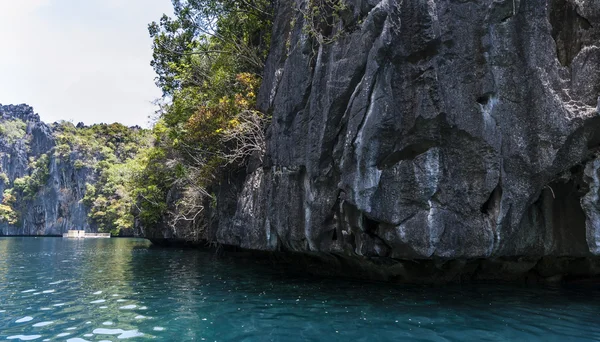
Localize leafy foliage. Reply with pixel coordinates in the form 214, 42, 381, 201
12, 154, 51, 200
131, 0, 275, 231
0, 154, 50, 226
148, 0, 274, 95
0, 119, 27, 144
0, 190, 18, 225
0, 0, 278, 236
56, 122, 153, 235
52, 121, 148, 167
0, 121, 152, 235
83, 162, 138, 235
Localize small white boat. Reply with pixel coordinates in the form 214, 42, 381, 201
62, 230, 110, 238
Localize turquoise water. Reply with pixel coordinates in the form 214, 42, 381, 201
0, 238, 599, 341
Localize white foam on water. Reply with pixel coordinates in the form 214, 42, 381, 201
61, 260, 69, 263
116, 299, 127, 302
21, 289, 36, 293
138, 306, 147, 310
0, 310, 6, 313
66, 339, 90, 342
111, 294, 119, 297
153, 327, 165, 331
40, 308, 51, 311
119, 305, 136, 310
84, 334, 93, 337
33, 293, 41, 295
90, 300, 106, 304
42, 290, 55, 294
99, 306, 108, 309
93, 328, 123, 334
32, 321, 54, 327
19, 266, 25, 268
92, 329, 144, 339
66, 327, 77, 330
93, 291, 103, 295
134, 315, 145, 319
85, 322, 91, 324
7, 335, 42, 341
53, 303, 66, 307
56, 333, 70, 337
15, 316, 34, 323
118, 330, 143, 339
48, 280, 65, 285
102, 321, 114, 326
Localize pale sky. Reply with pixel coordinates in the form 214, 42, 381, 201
0, 0, 174, 127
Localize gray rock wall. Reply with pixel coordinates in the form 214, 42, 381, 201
0, 104, 96, 235
203, 0, 600, 266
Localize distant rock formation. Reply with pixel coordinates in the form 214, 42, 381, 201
0, 104, 89, 235
0, 104, 140, 236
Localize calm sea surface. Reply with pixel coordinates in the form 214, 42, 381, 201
0, 237, 599, 341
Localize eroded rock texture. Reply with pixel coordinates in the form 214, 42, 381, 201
149, 0, 600, 281
0, 104, 94, 235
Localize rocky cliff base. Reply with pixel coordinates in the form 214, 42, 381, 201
150, 238, 600, 283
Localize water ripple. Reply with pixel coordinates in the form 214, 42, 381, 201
1, 237, 600, 341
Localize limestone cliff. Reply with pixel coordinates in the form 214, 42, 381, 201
147, 0, 600, 281
0, 104, 89, 235
0, 104, 144, 236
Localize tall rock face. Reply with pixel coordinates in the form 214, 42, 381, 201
0, 104, 94, 235
148, 0, 600, 280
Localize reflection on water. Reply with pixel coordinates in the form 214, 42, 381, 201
0, 237, 599, 341
0, 238, 151, 341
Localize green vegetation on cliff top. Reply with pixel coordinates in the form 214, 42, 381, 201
0, 119, 151, 235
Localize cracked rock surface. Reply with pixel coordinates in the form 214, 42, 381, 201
149, 0, 600, 280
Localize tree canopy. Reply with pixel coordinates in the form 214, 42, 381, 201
129, 0, 275, 233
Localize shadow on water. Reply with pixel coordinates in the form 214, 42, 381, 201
131, 243, 600, 341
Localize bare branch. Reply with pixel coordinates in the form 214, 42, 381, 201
220, 110, 270, 165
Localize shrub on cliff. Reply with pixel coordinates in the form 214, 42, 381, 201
13, 154, 50, 200
0, 190, 18, 225
0, 119, 27, 144
132, 0, 275, 232
0, 154, 51, 225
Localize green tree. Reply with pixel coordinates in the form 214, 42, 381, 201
148, 0, 274, 95
132, 0, 275, 231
